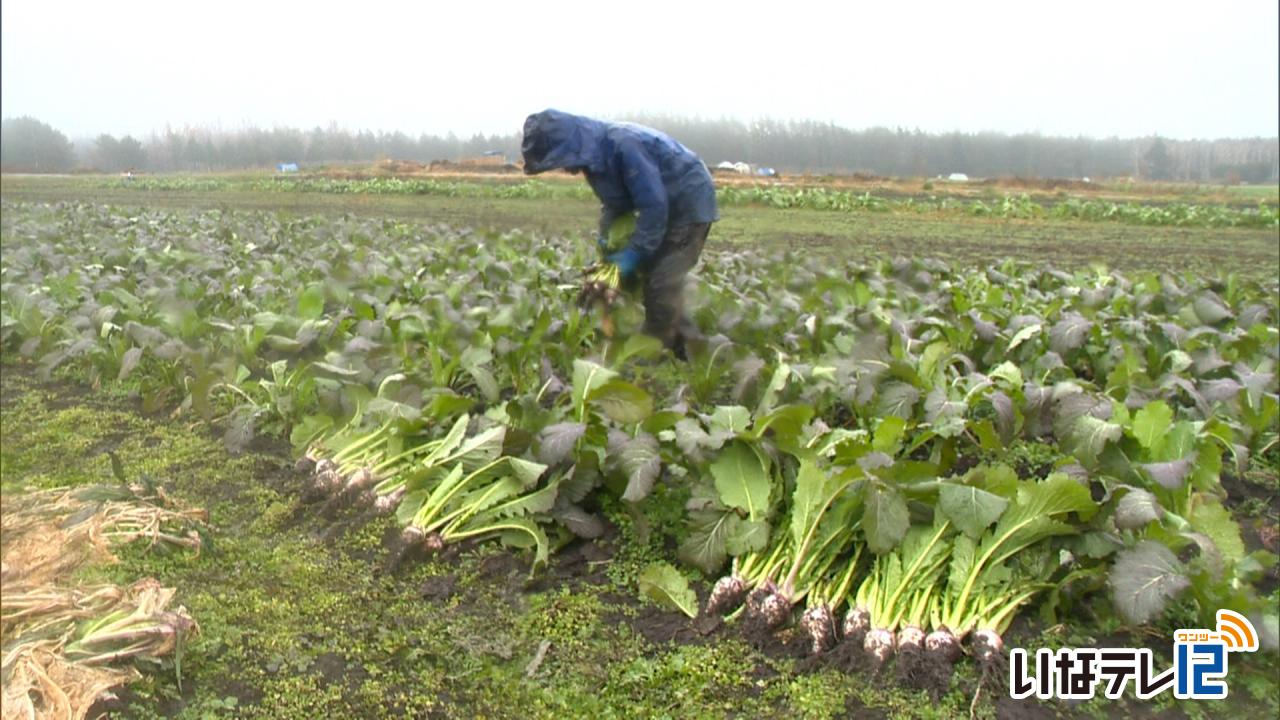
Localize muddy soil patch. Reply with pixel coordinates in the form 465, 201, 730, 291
599, 588, 704, 646
419, 573, 458, 601
312, 651, 370, 690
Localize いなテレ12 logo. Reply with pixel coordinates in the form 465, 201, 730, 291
1009, 609, 1260, 700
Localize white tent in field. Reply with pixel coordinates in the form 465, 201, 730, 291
717, 161, 752, 175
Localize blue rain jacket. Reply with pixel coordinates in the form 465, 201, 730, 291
521, 109, 718, 261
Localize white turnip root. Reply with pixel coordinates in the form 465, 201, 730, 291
800, 605, 837, 654
704, 575, 747, 617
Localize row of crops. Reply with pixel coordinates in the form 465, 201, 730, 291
107, 176, 1280, 228
1, 200, 1277, 689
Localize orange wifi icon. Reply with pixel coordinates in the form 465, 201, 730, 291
1216, 609, 1258, 652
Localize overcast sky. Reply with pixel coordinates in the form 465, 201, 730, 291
3, 0, 1277, 141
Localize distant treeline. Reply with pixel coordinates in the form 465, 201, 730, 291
2, 115, 1277, 183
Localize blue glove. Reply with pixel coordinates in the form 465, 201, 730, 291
607, 247, 643, 280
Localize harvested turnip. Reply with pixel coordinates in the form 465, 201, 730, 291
800, 604, 837, 654
704, 574, 747, 617
895, 625, 927, 684
842, 606, 871, 647
863, 627, 895, 667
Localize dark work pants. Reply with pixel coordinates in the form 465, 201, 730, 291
643, 223, 711, 359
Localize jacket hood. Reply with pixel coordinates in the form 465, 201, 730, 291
521, 109, 609, 175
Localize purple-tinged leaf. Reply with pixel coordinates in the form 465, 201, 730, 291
1179, 531, 1224, 578
1033, 351, 1066, 376
536, 422, 586, 466
968, 311, 998, 343
1110, 541, 1190, 625
1080, 287, 1110, 308
223, 405, 259, 454
538, 357, 567, 401
1023, 383, 1055, 438
1058, 462, 1090, 486
991, 391, 1016, 444
1237, 303, 1274, 329
731, 356, 765, 403
678, 509, 730, 574
617, 432, 662, 503
673, 418, 713, 461
924, 388, 965, 424
857, 451, 894, 473
1157, 322, 1187, 346
124, 320, 168, 348
1235, 365, 1277, 407
1121, 386, 1158, 411
875, 381, 919, 419
1190, 347, 1230, 376
1140, 458, 1193, 490
1161, 375, 1209, 417
1231, 444, 1250, 476
38, 338, 95, 379
153, 339, 188, 361
1052, 392, 1111, 446
1158, 273, 1186, 299
343, 336, 379, 353
1049, 312, 1092, 355
1061, 415, 1122, 466
1192, 291, 1233, 325
863, 484, 909, 555
117, 347, 143, 381
552, 497, 604, 539
1114, 488, 1162, 530
1200, 378, 1242, 404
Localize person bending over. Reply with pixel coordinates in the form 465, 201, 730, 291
521, 109, 718, 359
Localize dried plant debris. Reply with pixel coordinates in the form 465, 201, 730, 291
1, 485, 203, 720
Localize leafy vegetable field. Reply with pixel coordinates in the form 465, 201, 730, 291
1, 199, 1277, 718
109, 175, 1280, 229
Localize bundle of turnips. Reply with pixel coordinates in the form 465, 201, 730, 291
579, 263, 623, 304
695, 457, 1097, 689
577, 213, 638, 336
299, 413, 560, 574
